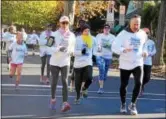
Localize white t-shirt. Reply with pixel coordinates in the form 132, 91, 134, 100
49, 30, 76, 67
112, 29, 148, 70
29, 33, 40, 45
95, 33, 115, 59
144, 39, 156, 65
9, 41, 28, 64
3, 32, 16, 50
74, 36, 96, 68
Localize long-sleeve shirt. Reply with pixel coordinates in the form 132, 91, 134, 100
3, 32, 16, 51
49, 30, 76, 67
112, 28, 148, 70
39, 31, 54, 57
9, 42, 27, 64
144, 39, 156, 65
95, 33, 115, 59
74, 35, 96, 68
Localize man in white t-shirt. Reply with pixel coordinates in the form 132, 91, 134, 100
112, 14, 148, 115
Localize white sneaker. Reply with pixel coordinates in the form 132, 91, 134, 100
120, 103, 127, 113
128, 103, 138, 115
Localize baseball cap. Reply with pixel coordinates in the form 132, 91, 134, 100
59, 16, 70, 23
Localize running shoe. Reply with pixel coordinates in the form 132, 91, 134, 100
82, 89, 88, 98
97, 88, 104, 94
128, 103, 138, 115
61, 102, 71, 112
74, 98, 82, 105
120, 103, 127, 113
49, 99, 56, 110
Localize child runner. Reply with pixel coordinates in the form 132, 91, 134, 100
8, 32, 28, 89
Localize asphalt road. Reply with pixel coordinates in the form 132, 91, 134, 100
1, 52, 166, 119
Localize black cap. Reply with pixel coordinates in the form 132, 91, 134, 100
81, 24, 90, 33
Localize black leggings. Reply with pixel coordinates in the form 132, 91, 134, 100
51, 65, 68, 102
142, 65, 152, 90
41, 55, 51, 78
74, 65, 92, 99
120, 66, 143, 104
70, 56, 75, 81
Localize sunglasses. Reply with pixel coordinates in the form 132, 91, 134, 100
61, 22, 69, 25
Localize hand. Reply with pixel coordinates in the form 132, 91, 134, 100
59, 46, 66, 52
97, 46, 102, 52
82, 48, 86, 55
123, 48, 132, 53
142, 52, 148, 57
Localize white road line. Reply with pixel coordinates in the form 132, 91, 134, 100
2, 94, 166, 101
2, 115, 35, 118
2, 84, 166, 96
62, 113, 166, 119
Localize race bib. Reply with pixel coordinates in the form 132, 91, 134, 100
130, 37, 141, 52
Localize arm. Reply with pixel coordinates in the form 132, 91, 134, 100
24, 44, 28, 56
149, 42, 156, 56
8, 42, 14, 61
111, 31, 125, 55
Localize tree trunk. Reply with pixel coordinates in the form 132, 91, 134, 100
153, 0, 166, 66
63, 0, 75, 30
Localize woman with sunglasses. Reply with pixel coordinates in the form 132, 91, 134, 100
95, 24, 115, 94
49, 16, 76, 112
74, 24, 96, 104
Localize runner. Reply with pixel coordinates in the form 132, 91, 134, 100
8, 32, 28, 89
112, 14, 148, 115
69, 19, 87, 92
74, 24, 95, 104
95, 24, 115, 94
1, 28, 7, 50
3, 26, 17, 70
21, 28, 27, 44
30, 30, 40, 56
141, 28, 156, 95
49, 16, 76, 112
38, 24, 54, 84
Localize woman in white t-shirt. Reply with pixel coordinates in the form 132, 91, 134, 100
95, 24, 115, 94
141, 28, 156, 95
39, 24, 54, 84
3, 26, 17, 70
30, 30, 40, 55
8, 32, 28, 89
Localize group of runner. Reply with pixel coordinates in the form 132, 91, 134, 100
1, 14, 156, 115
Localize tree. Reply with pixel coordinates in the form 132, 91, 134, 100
142, 1, 160, 37
153, 0, 166, 66
1, 1, 63, 30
